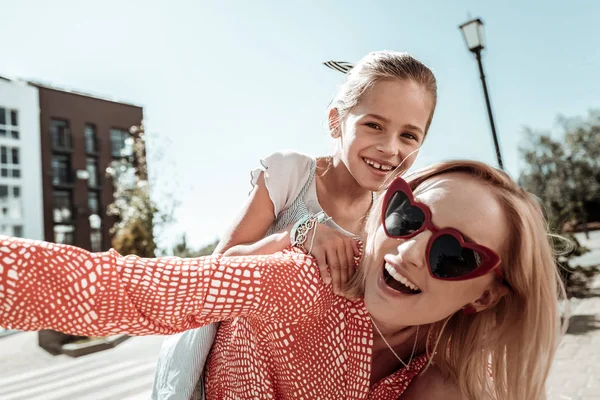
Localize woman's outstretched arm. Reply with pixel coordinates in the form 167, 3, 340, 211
0, 236, 330, 336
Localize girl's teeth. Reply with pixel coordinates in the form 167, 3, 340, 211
384, 263, 420, 291
364, 158, 394, 171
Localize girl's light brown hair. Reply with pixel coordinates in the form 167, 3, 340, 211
329, 50, 438, 135
349, 160, 566, 400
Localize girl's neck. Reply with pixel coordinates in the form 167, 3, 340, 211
315, 156, 372, 234
317, 156, 371, 203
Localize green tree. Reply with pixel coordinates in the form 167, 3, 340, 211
519, 110, 600, 297
172, 234, 219, 257
519, 110, 600, 233
107, 125, 173, 257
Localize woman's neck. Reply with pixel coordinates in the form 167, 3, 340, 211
370, 324, 428, 386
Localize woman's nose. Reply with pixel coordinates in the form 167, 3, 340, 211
395, 230, 431, 269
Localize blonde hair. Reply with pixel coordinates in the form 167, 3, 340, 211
349, 160, 566, 400
329, 50, 438, 135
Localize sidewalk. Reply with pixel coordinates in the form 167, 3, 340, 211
0, 296, 598, 399
547, 296, 600, 400
0, 333, 164, 400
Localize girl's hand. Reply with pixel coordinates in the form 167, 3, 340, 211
304, 223, 360, 295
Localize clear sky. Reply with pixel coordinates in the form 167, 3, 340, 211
2, 0, 599, 249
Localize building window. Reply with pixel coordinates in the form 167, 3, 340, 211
53, 190, 72, 223
0, 184, 22, 220
50, 119, 72, 150
110, 128, 130, 157
90, 229, 102, 252
86, 157, 98, 187
13, 225, 23, 237
54, 225, 74, 245
11, 148, 19, 165
88, 192, 103, 252
88, 191, 100, 215
52, 155, 71, 185
84, 124, 98, 154
0, 108, 18, 139
0, 146, 21, 179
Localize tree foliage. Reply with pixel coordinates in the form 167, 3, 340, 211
519, 110, 600, 232
519, 110, 600, 297
172, 234, 219, 257
107, 125, 172, 257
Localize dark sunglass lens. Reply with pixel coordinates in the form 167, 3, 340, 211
429, 234, 482, 278
384, 191, 425, 236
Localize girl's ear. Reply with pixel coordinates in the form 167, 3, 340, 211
328, 108, 341, 138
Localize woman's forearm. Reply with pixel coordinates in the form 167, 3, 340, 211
0, 236, 261, 336
0, 235, 327, 337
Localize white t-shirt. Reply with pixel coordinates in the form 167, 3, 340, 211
250, 150, 355, 237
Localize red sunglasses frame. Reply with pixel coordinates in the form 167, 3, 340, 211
381, 176, 504, 282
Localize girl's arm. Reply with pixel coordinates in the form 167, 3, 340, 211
215, 171, 289, 256
0, 236, 331, 337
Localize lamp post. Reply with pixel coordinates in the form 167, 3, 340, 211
459, 18, 504, 169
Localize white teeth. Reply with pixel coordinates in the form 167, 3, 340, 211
364, 158, 395, 171
385, 263, 420, 291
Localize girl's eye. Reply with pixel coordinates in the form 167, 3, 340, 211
401, 132, 418, 141
366, 122, 382, 130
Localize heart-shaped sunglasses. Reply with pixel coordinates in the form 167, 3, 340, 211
382, 176, 505, 282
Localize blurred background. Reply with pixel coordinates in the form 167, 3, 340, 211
0, 0, 598, 399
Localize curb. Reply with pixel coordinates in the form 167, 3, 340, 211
61, 334, 131, 357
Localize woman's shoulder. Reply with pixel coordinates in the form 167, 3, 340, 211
402, 365, 465, 400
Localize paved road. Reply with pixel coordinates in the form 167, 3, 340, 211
1, 267, 598, 400
547, 295, 600, 400
572, 230, 600, 268
2, 304, 599, 400
0, 333, 163, 400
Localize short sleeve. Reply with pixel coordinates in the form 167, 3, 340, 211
250, 151, 313, 217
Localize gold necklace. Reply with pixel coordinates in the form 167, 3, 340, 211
371, 318, 419, 369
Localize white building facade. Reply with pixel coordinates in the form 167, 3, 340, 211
0, 77, 44, 239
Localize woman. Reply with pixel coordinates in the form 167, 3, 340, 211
155, 50, 438, 400
0, 160, 565, 399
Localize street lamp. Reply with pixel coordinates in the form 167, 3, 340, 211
459, 18, 504, 169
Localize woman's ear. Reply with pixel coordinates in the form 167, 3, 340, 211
328, 108, 341, 138
469, 283, 510, 313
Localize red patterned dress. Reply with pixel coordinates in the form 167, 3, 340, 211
0, 236, 426, 399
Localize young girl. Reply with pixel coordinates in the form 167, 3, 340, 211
0, 160, 565, 400
154, 50, 438, 399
